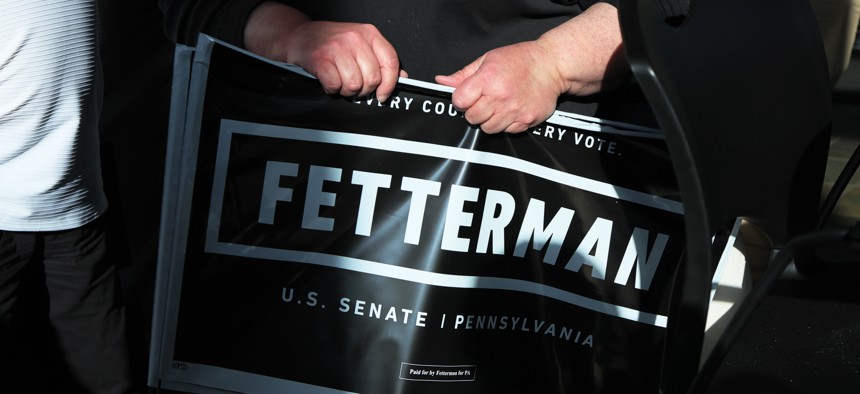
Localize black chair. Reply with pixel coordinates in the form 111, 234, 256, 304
617, 0, 835, 392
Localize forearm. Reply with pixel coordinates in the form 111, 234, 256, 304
242, 2, 311, 62
537, 2, 629, 96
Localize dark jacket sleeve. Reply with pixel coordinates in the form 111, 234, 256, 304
552, 0, 619, 8
158, 0, 269, 47
555, 0, 688, 20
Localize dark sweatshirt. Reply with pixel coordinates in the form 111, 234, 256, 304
159, 0, 626, 81
157, 0, 682, 123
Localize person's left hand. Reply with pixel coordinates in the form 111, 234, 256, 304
435, 3, 627, 134
435, 41, 564, 134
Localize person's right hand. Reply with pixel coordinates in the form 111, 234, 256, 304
244, 2, 403, 102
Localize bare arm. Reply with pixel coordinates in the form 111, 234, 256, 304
435, 3, 628, 133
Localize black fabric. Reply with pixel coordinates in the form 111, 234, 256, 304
157, 0, 666, 125
276, 0, 642, 121
0, 216, 139, 394
159, 0, 268, 46
157, 0, 685, 82
566, 0, 619, 8
280, 0, 588, 82
652, 0, 689, 24
158, 0, 618, 47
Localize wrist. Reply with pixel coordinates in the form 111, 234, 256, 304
537, 2, 626, 96
243, 2, 310, 62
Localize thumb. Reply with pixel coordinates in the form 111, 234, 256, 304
434, 55, 484, 87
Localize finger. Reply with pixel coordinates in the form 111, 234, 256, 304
478, 114, 518, 135
313, 62, 344, 95
353, 46, 383, 97
462, 101, 494, 128
434, 73, 460, 87
449, 77, 488, 113
434, 55, 483, 88
438, 56, 486, 110
371, 39, 401, 102
333, 55, 365, 97
503, 121, 530, 134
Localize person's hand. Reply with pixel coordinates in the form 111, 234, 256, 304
286, 21, 404, 101
244, 2, 403, 102
435, 41, 565, 134
435, 3, 628, 134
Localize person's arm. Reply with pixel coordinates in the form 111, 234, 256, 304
159, 0, 402, 101
243, 2, 402, 101
435, 2, 627, 134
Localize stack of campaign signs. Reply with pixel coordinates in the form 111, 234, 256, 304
148, 35, 737, 394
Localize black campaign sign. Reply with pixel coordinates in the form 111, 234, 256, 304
156, 39, 684, 394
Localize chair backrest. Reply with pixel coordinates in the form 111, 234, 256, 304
617, 0, 832, 392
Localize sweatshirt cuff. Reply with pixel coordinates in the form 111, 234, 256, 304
551, 0, 618, 9
205, 0, 270, 48
581, 0, 619, 9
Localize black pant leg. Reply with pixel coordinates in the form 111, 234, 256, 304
0, 230, 52, 393
41, 217, 138, 394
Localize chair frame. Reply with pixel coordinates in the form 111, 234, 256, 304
617, 0, 833, 392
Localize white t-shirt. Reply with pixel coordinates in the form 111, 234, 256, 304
0, 0, 107, 231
